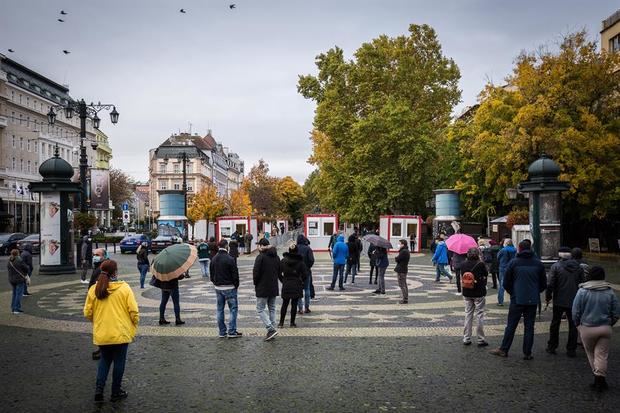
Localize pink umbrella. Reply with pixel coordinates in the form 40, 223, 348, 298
445, 234, 477, 255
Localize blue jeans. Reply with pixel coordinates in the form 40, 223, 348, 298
331, 264, 345, 289
199, 259, 210, 277
216, 289, 238, 336
345, 261, 357, 283
160, 287, 180, 320
497, 271, 506, 305
96, 343, 128, 395
138, 264, 149, 288
256, 296, 276, 331
500, 302, 537, 356
298, 274, 312, 311
11, 282, 25, 312
435, 264, 452, 282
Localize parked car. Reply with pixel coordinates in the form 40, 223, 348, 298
0, 233, 27, 255
150, 235, 182, 254
120, 234, 151, 254
17, 234, 41, 255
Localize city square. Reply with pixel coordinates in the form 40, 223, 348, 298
2, 1, 620, 412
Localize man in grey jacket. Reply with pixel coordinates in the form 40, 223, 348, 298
545, 247, 584, 357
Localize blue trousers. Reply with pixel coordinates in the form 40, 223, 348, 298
96, 343, 129, 395
500, 302, 537, 356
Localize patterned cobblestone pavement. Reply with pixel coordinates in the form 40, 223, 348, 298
1, 252, 619, 412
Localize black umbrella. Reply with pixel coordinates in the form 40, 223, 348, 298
362, 234, 392, 249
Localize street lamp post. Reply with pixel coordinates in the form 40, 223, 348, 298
179, 152, 189, 240
47, 99, 119, 213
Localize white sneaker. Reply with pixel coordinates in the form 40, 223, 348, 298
80, 279, 89, 284
12, 311, 22, 315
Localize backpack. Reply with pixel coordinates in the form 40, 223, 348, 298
461, 263, 482, 289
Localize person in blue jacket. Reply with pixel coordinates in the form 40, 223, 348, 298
327, 235, 348, 291
496, 239, 517, 306
432, 238, 453, 283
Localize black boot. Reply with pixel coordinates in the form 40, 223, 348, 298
159, 318, 170, 325
175, 319, 185, 325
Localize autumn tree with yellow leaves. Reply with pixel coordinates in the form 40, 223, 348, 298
187, 185, 225, 239
226, 185, 253, 216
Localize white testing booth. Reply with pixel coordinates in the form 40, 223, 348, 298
379, 215, 423, 253
216, 216, 259, 252
304, 213, 338, 251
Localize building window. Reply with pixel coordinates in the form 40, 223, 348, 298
34, 141, 38, 153
391, 222, 402, 237
26, 97, 29, 107
160, 182, 167, 190
12, 135, 16, 148
27, 160, 31, 173
187, 184, 193, 192
20, 159, 23, 172
159, 163, 166, 173
19, 94, 22, 104
173, 163, 180, 173
12, 157, 16, 169
20, 137, 23, 149
173, 183, 181, 190
27, 140, 31, 152
611, 34, 620, 53
19, 114, 22, 124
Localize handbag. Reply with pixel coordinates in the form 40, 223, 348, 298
149, 275, 157, 287
10, 261, 30, 285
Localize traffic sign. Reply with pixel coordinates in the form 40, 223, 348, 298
122, 210, 130, 224
122, 202, 129, 211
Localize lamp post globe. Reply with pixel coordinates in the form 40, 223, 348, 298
92, 113, 101, 129
64, 106, 73, 119
110, 107, 119, 124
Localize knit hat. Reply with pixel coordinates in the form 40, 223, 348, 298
258, 238, 270, 246
558, 246, 571, 253
589, 266, 605, 281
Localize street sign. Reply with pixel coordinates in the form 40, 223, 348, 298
122, 210, 130, 224
122, 202, 129, 211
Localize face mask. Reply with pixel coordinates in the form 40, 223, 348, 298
93, 255, 102, 263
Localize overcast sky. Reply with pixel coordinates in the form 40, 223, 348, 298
2, 0, 617, 183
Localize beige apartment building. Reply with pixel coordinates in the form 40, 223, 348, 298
148, 131, 244, 219
601, 9, 620, 54
0, 54, 98, 233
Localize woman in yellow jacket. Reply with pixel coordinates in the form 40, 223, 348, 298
84, 259, 139, 403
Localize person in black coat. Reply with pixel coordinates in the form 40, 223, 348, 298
461, 248, 489, 346
253, 238, 281, 340
229, 239, 240, 263
278, 244, 308, 328
394, 239, 411, 304
345, 234, 359, 283
368, 244, 378, 284
20, 244, 33, 296
210, 239, 242, 338
296, 234, 315, 313
153, 274, 185, 326
207, 236, 218, 259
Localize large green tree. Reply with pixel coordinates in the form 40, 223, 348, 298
298, 24, 461, 222
452, 31, 620, 220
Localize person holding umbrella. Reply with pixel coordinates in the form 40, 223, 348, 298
445, 233, 478, 293
150, 243, 198, 326
363, 233, 392, 295
83, 259, 139, 403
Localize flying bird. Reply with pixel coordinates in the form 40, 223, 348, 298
57, 19, 64, 22
229, 4, 236, 9
8, 49, 15, 53
180, 9, 186, 13
60, 10, 67, 15
62, 50, 70, 54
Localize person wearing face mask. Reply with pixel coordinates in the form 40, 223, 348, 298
88, 248, 109, 360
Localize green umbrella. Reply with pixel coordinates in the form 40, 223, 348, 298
151, 243, 197, 281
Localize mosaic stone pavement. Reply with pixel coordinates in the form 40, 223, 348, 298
0, 253, 576, 338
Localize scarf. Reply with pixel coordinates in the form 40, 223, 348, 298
579, 280, 611, 290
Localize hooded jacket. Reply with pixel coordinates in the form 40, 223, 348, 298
432, 241, 449, 265
253, 245, 280, 297
83, 280, 139, 345
503, 250, 547, 306
546, 258, 584, 308
20, 245, 33, 274
210, 249, 239, 289
572, 281, 620, 327
497, 245, 517, 273
279, 252, 308, 299
331, 235, 348, 265
296, 234, 315, 270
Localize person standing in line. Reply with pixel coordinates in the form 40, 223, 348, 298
368, 243, 378, 284
344, 233, 359, 284
327, 235, 348, 291
210, 239, 242, 338
496, 239, 517, 306
278, 243, 308, 328
409, 233, 416, 253
252, 238, 280, 341
327, 231, 338, 258
354, 231, 362, 273
83, 259, 139, 403
20, 243, 33, 296
490, 240, 547, 360
373, 246, 389, 295
136, 242, 150, 289
572, 266, 619, 392
207, 236, 218, 260
89, 248, 108, 361
488, 240, 501, 289
229, 239, 240, 264
296, 234, 315, 314
244, 231, 253, 255
7, 249, 29, 314
197, 239, 211, 278
571, 247, 590, 279
394, 239, 410, 304
81, 235, 93, 284
451, 251, 467, 294
431, 237, 453, 283
461, 248, 489, 346
545, 247, 584, 357
152, 272, 185, 326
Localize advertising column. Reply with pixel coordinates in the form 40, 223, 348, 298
40, 193, 61, 266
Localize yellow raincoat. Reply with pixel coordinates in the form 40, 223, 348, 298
84, 281, 139, 345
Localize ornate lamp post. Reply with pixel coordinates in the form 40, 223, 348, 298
47, 100, 119, 213
518, 154, 570, 263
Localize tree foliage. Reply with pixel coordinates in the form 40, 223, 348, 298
452, 31, 620, 220
298, 24, 461, 222
109, 168, 134, 219
276, 176, 305, 222
245, 159, 280, 219
226, 185, 253, 216
187, 185, 225, 229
